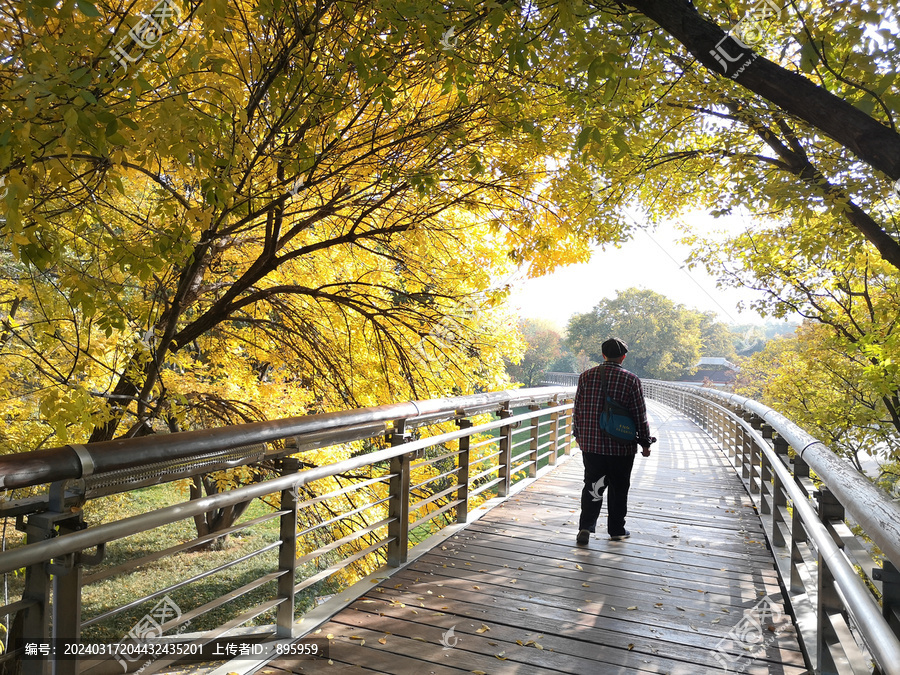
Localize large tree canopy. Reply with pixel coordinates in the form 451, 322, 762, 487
565, 288, 735, 380
0, 0, 598, 449
3, 0, 900, 452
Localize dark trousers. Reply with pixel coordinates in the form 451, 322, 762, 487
579, 452, 636, 536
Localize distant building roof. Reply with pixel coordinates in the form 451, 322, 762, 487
696, 357, 740, 372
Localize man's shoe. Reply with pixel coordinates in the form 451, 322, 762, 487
609, 531, 631, 541
576, 529, 590, 545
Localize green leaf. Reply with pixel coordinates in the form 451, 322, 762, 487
799, 40, 820, 73
75, 0, 101, 17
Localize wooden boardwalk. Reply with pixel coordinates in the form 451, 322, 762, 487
263, 402, 808, 674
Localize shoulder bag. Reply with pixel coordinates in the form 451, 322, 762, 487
599, 366, 637, 442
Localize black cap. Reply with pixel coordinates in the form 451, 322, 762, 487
601, 338, 629, 358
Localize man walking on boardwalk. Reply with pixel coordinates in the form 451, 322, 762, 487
573, 337, 653, 545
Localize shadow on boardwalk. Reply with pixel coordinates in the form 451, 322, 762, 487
261, 402, 808, 674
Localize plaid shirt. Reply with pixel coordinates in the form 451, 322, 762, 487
573, 362, 651, 455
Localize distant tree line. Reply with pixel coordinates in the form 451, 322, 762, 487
506, 288, 797, 385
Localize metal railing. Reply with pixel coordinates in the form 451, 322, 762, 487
0, 387, 576, 674
539, 371, 579, 387
645, 380, 900, 675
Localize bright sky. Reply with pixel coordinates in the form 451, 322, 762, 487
509, 211, 775, 331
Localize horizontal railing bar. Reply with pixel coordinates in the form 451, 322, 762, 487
468, 465, 501, 485
510, 459, 536, 473
0, 388, 573, 490
411, 449, 463, 470
411, 483, 460, 513
411, 466, 461, 492
150, 570, 285, 637
294, 539, 390, 594
82, 540, 283, 628
409, 499, 462, 532
468, 476, 505, 500
469, 436, 500, 450
295, 474, 393, 511
0, 598, 36, 617
295, 518, 392, 568
0, 406, 566, 574
472, 449, 503, 464
83, 510, 285, 585
297, 495, 392, 539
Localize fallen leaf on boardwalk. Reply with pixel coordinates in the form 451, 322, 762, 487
488, 641, 498, 646
361, 600, 375, 604
660, 587, 671, 593
711, 619, 721, 624
476, 624, 490, 633
675, 606, 686, 611
349, 635, 363, 640
495, 651, 508, 660
654, 603, 663, 607
473, 585, 481, 590
328, 660, 334, 665
627, 643, 635, 650
412, 636, 427, 642
472, 671, 487, 675
582, 583, 590, 587
378, 637, 387, 644
627, 606, 638, 610
575, 564, 583, 570
326, 634, 335, 640
518, 607, 528, 611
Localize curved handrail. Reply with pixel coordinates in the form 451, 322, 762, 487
0, 404, 569, 576
649, 381, 900, 566
645, 380, 900, 675
0, 386, 571, 490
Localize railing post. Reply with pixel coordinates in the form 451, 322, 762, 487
771, 436, 790, 547
19, 514, 53, 675
276, 458, 300, 638
52, 512, 89, 675
527, 404, 540, 478
497, 407, 513, 497
456, 419, 472, 524
548, 403, 561, 466
790, 451, 811, 595
816, 487, 845, 674
387, 424, 412, 568
874, 560, 900, 675
563, 399, 574, 455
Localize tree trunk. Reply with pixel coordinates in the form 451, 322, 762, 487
620, 0, 900, 269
